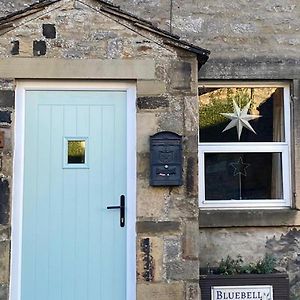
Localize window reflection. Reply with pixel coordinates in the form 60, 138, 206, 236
199, 87, 285, 142
205, 153, 283, 200
68, 140, 86, 164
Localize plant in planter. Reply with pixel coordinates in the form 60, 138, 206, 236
217, 254, 276, 275
200, 254, 289, 300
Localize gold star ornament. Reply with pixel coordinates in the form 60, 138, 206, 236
220, 100, 262, 140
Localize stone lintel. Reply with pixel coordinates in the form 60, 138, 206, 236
0, 58, 155, 80
199, 209, 300, 228
199, 57, 300, 79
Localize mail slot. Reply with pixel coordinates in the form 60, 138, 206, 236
150, 131, 183, 186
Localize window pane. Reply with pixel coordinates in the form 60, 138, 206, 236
199, 87, 285, 142
68, 140, 86, 164
204, 153, 283, 200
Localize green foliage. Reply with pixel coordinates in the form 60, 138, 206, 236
68, 140, 86, 163
218, 255, 244, 275
254, 254, 277, 274
217, 254, 276, 275
199, 88, 253, 129
68, 141, 85, 157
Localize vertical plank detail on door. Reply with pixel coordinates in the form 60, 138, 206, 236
48, 105, 64, 300
74, 105, 89, 300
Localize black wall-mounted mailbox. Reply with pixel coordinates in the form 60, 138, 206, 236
150, 131, 183, 186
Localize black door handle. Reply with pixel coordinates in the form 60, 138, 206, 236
107, 195, 125, 227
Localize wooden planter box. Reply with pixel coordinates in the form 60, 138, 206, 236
199, 273, 289, 300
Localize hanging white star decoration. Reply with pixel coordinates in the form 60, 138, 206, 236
220, 100, 262, 140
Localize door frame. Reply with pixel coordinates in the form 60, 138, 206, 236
10, 80, 137, 300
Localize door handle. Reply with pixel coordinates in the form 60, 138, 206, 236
107, 195, 125, 227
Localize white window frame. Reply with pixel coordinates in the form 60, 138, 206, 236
198, 81, 291, 209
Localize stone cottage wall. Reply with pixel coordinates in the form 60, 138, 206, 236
2, 0, 300, 67
0, 0, 202, 299
106, 1, 300, 299
2, 0, 300, 299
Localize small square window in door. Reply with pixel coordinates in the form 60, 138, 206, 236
68, 140, 85, 163
64, 137, 89, 168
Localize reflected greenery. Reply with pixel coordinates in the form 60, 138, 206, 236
199, 88, 253, 129
68, 140, 85, 164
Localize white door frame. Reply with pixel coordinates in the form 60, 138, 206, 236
10, 80, 137, 300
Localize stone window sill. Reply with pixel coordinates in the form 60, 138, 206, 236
199, 208, 300, 228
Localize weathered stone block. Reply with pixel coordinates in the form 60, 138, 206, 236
185, 156, 197, 197
167, 196, 198, 219
137, 153, 149, 179
10, 41, 19, 55
137, 80, 166, 96
184, 96, 198, 134
1, 152, 13, 176
42, 24, 56, 39
137, 221, 181, 234
137, 236, 163, 282
33, 40, 46, 56
137, 113, 158, 153
183, 221, 199, 259
20, 40, 33, 56
166, 260, 199, 281
183, 135, 198, 151
157, 111, 184, 135
0, 227, 9, 242
107, 38, 124, 59
164, 237, 181, 262
185, 282, 200, 300
0, 180, 9, 225
199, 227, 289, 267
139, 238, 153, 282
0, 91, 14, 108
0, 80, 14, 91
92, 30, 118, 40
170, 61, 191, 90
137, 282, 184, 300
137, 96, 169, 110
0, 242, 10, 283
266, 228, 300, 300
137, 180, 166, 218
0, 112, 11, 124
0, 284, 8, 300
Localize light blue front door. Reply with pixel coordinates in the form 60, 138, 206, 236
21, 90, 127, 300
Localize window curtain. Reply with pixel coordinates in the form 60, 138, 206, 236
271, 88, 284, 198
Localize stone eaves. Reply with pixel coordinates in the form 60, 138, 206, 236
0, 0, 210, 66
